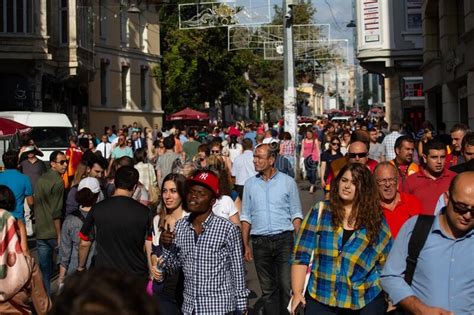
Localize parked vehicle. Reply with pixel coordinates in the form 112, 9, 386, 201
0, 111, 74, 161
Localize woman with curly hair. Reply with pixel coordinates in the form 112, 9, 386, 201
290, 163, 392, 315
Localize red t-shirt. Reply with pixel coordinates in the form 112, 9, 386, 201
402, 168, 456, 215
382, 192, 423, 238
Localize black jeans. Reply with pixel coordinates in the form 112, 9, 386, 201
252, 231, 293, 315
304, 293, 386, 315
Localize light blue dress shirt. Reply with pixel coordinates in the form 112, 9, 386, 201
381, 211, 474, 315
241, 171, 303, 236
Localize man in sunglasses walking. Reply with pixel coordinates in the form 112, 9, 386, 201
382, 171, 474, 315
34, 150, 67, 295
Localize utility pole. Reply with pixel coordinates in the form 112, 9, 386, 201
283, 0, 297, 142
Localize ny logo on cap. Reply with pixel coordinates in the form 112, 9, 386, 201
198, 172, 209, 180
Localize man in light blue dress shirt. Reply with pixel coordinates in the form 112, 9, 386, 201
241, 143, 303, 315
381, 171, 474, 315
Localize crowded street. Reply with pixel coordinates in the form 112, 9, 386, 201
0, 0, 474, 315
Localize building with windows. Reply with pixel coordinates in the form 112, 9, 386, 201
0, 1, 162, 133
88, 1, 163, 133
355, 0, 424, 128
422, 0, 474, 129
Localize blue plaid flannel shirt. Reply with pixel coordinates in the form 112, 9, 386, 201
291, 202, 393, 310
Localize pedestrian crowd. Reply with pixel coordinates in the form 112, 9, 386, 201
0, 117, 472, 315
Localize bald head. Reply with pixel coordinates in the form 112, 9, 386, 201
348, 141, 369, 165
449, 171, 474, 197
446, 171, 474, 237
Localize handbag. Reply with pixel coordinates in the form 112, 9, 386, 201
0, 209, 31, 302
287, 201, 325, 313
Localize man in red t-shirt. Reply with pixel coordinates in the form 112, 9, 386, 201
403, 141, 456, 215
374, 162, 423, 238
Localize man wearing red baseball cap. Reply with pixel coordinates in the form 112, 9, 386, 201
160, 170, 249, 314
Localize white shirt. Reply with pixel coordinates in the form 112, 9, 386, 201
212, 195, 238, 220
228, 143, 243, 163
232, 150, 257, 185
96, 142, 112, 159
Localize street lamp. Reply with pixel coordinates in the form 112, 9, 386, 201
346, 20, 356, 28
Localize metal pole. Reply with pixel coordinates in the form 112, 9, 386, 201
283, 0, 297, 178
335, 67, 339, 110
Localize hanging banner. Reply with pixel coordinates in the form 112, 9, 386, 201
361, 0, 381, 44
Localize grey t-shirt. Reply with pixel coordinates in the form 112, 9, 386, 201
156, 152, 181, 184
369, 142, 385, 162
20, 159, 47, 191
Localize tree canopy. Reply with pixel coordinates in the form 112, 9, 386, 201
157, 0, 329, 118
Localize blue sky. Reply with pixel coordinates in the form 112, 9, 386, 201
312, 0, 355, 63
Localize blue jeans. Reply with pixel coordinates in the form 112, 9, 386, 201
37, 238, 57, 296
304, 293, 386, 315
252, 231, 293, 315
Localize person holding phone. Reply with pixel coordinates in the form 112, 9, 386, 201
290, 163, 392, 315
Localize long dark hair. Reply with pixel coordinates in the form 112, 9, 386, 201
158, 173, 187, 224
329, 163, 382, 244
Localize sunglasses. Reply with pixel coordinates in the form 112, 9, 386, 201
348, 152, 368, 159
376, 177, 397, 186
55, 160, 68, 165
450, 198, 474, 216
331, 142, 340, 146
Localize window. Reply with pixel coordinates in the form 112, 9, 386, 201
0, 0, 33, 33
140, 66, 148, 108
121, 65, 130, 107
457, 0, 465, 39
59, 0, 68, 44
99, 0, 107, 39
100, 61, 108, 106
406, 0, 422, 31
77, 0, 92, 50
119, 6, 128, 45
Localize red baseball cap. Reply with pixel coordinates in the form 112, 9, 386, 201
187, 170, 220, 197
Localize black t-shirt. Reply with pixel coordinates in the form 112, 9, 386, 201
81, 196, 152, 278
320, 150, 343, 179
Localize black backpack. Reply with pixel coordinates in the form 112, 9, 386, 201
388, 215, 435, 315
404, 215, 435, 285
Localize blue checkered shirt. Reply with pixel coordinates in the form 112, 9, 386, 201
162, 213, 249, 314
291, 202, 393, 310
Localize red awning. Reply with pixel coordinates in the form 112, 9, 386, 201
167, 107, 209, 121
0, 117, 32, 138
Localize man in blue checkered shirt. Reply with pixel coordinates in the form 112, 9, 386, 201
160, 170, 249, 315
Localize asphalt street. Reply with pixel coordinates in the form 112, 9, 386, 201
27, 177, 323, 311
246, 179, 324, 314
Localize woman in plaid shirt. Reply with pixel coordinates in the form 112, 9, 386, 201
290, 163, 393, 314
279, 131, 296, 169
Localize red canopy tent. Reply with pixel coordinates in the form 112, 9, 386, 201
166, 107, 209, 121
0, 118, 32, 138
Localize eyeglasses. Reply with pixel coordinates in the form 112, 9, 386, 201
55, 160, 68, 165
450, 197, 474, 216
348, 152, 368, 159
376, 177, 397, 186
331, 142, 340, 146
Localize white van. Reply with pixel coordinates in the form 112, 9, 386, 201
0, 111, 74, 161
